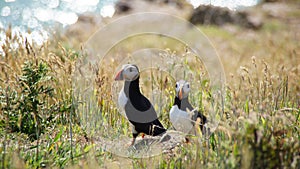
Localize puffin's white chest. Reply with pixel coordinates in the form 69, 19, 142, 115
118, 89, 128, 109
169, 106, 193, 134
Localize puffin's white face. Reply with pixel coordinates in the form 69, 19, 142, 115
114, 64, 139, 81
175, 80, 190, 100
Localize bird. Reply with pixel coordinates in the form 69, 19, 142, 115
169, 80, 207, 135
114, 64, 167, 145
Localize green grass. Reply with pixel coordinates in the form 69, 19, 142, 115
262, 19, 286, 32
0, 10, 300, 169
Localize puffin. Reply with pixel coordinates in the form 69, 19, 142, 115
114, 64, 167, 145
169, 80, 207, 135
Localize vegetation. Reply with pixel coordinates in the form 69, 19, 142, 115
0, 6, 299, 169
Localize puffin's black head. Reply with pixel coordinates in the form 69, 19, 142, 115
175, 80, 190, 100
114, 64, 140, 81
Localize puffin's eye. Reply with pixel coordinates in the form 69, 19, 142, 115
186, 84, 190, 88
175, 84, 178, 88
129, 67, 133, 72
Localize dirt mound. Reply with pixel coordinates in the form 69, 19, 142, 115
92, 130, 187, 158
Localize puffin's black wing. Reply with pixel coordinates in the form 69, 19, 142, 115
139, 96, 166, 136
124, 86, 160, 122
126, 92, 166, 136
192, 110, 207, 123
180, 98, 207, 131
139, 95, 157, 116
191, 110, 207, 131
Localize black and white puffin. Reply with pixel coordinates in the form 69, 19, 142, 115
115, 64, 167, 145
169, 80, 207, 135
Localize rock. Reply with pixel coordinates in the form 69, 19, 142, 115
115, 0, 132, 14
189, 5, 263, 29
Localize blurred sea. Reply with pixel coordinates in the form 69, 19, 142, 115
0, 0, 117, 46
0, 0, 260, 50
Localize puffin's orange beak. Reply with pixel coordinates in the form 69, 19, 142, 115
179, 87, 183, 100
114, 70, 123, 81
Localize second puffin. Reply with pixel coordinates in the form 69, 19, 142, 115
170, 80, 207, 135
